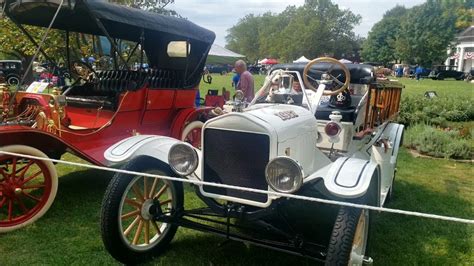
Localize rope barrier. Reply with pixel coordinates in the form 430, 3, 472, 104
0, 150, 473, 225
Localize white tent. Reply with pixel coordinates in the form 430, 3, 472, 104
293, 56, 310, 63
206, 44, 245, 64
339, 58, 353, 64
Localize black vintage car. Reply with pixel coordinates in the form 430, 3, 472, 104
0, 60, 23, 85
206, 64, 231, 75
428, 65, 465, 80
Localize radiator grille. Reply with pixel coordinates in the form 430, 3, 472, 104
203, 128, 270, 203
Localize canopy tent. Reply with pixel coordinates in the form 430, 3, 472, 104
293, 56, 310, 63
339, 58, 353, 64
206, 44, 245, 65
259, 58, 279, 65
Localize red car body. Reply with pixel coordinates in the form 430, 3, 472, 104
0, 0, 215, 232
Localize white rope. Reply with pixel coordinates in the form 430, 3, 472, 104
1, 150, 473, 225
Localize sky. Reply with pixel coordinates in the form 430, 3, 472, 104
171, 0, 426, 46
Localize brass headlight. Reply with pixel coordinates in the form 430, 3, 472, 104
168, 143, 198, 176
265, 157, 303, 193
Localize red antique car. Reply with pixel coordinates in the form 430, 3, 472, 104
0, 0, 215, 232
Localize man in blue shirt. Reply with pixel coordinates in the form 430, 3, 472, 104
415, 65, 423, 81
232, 72, 240, 89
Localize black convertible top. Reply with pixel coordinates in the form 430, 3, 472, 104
4, 0, 215, 44
3, 0, 216, 88
272, 63, 375, 84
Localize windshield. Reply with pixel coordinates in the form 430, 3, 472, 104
250, 70, 314, 111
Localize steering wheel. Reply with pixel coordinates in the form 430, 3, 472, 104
71, 61, 96, 81
302, 57, 351, 96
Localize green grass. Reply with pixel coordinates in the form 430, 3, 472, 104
0, 77, 472, 265
198, 73, 267, 99
198, 74, 473, 99
0, 149, 472, 265
396, 77, 473, 97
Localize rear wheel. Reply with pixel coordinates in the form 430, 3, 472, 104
181, 121, 204, 149
325, 207, 370, 266
100, 156, 183, 264
0, 145, 58, 233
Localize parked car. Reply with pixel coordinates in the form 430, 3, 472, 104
0, 0, 215, 232
0, 60, 23, 85
100, 57, 404, 265
428, 65, 465, 80
248, 64, 263, 74
206, 64, 231, 75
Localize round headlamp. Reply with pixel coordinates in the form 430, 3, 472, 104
265, 157, 303, 193
168, 143, 198, 176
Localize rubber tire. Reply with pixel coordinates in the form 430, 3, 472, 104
180, 121, 204, 148
100, 156, 184, 264
0, 145, 58, 233
325, 207, 369, 266
6, 75, 20, 86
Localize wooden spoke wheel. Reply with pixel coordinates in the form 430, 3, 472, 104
0, 145, 58, 233
181, 121, 204, 149
101, 156, 183, 264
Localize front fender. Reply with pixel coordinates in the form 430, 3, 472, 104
104, 135, 202, 178
306, 157, 380, 204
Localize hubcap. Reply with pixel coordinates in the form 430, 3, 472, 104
349, 210, 369, 266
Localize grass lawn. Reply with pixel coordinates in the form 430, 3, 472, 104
0, 76, 472, 265
397, 77, 473, 97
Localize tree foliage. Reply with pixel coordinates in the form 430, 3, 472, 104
110, 0, 179, 16
395, 1, 457, 66
0, 0, 178, 74
362, 0, 472, 66
361, 6, 408, 64
226, 0, 361, 62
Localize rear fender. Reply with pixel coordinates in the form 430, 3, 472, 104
384, 123, 404, 164
170, 107, 212, 139
0, 127, 102, 165
314, 157, 380, 205
104, 135, 202, 179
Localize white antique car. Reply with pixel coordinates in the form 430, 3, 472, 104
100, 57, 404, 265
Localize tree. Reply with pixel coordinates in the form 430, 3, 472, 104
225, 14, 263, 62
225, 0, 361, 62
0, 0, 179, 83
110, 0, 179, 16
362, 0, 471, 66
0, 18, 66, 82
361, 6, 408, 64
395, 1, 457, 66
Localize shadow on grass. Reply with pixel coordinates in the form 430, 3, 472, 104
370, 179, 473, 265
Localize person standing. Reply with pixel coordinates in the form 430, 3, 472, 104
415, 65, 423, 81
235, 60, 254, 101
232, 72, 240, 89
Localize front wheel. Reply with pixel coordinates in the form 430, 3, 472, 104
100, 156, 184, 264
325, 207, 370, 266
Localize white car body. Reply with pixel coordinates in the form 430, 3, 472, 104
105, 69, 404, 209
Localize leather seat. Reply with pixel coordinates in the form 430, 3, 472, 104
315, 95, 364, 123
66, 96, 115, 109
